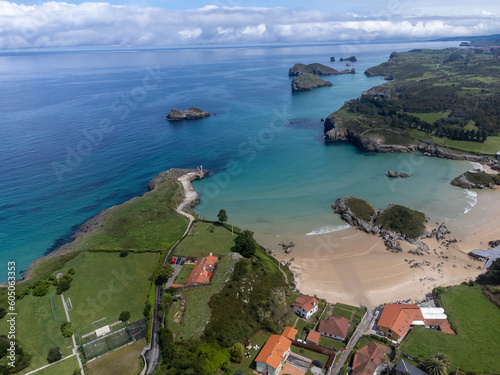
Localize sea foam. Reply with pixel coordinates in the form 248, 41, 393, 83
463, 189, 477, 214
306, 224, 351, 236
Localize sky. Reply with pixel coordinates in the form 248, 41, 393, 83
1, 1, 500, 49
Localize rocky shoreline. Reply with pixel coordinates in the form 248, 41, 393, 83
12, 168, 208, 285
332, 196, 452, 255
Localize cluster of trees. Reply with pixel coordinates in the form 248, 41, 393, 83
477, 259, 500, 285
234, 230, 258, 258
0, 338, 31, 374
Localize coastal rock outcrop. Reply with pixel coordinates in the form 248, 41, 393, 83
451, 171, 500, 189
333, 196, 429, 252
289, 63, 341, 76
166, 107, 210, 120
387, 170, 399, 178
340, 56, 357, 62
291, 74, 333, 92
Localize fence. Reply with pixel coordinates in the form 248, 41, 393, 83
292, 340, 336, 368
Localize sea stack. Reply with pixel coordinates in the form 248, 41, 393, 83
166, 107, 210, 120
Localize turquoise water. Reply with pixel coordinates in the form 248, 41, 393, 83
0, 41, 471, 280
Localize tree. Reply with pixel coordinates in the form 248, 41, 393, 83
432, 352, 451, 368
426, 355, 450, 375
57, 275, 73, 294
234, 230, 257, 258
230, 343, 245, 363
47, 347, 62, 363
143, 301, 152, 317
119, 311, 131, 322
60, 322, 73, 337
0, 305, 6, 319
156, 265, 175, 283
217, 209, 228, 225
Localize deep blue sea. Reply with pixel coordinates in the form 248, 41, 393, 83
0, 41, 474, 281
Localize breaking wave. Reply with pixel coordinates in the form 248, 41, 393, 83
306, 224, 351, 235
463, 189, 477, 214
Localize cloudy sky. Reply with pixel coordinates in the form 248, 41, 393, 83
1, 0, 500, 49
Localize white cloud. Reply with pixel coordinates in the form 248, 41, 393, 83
0, 1, 500, 49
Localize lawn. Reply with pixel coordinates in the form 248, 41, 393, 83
0, 290, 73, 374
87, 339, 145, 375
292, 346, 330, 366
173, 264, 195, 285
172, 255, 240, 340
408, 111, 450, 124
34, 355, 81, 375
60, 251, 160, 335
295, 318, 309, 340
224, 330, 272, 375
333, 303, 365, 340
174, 221, 236, 258
319, 336, 345, 351
401, 285, 500, 373
76, 173, 187, 251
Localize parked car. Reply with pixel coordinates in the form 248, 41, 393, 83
180, 260, 185, 265
176, 257, 182, 264
171, 258, 176, 264
312, 360, 323, 368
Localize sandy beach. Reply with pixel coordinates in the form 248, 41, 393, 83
254, 187, 500, 308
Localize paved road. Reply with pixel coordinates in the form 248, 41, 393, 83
143, 171, 205, 374
328, 308, 376, 375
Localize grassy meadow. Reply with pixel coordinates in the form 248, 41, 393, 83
174, 221, 236, 258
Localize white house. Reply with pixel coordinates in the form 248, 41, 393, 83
292, 295, 319, 319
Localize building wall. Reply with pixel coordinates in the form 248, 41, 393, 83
319, 331, 344, 341
256, 361, 276, 375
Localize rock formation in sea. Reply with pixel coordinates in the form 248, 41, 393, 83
166, 107, 210, 120
450, 171, 500, 189
291, 73, 333, 92
288, 63, 353, 76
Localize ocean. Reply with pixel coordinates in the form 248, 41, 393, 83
0, 41, 474, 281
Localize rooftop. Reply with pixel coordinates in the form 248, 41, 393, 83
318, 316, 349, 339
282, 326, 298, 341
255, 334, 292, 370
185, 255, 218, 286
292, 295, 320, 313
352, 341, 387, 375
306, 330, 321, 344
378, 304, 422, 338
471, 247, 500, 269
394, 359, 428, 375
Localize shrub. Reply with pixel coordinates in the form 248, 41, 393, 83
47, 347, 62, 363
143, 301, 152, 317
67, 268, 76, 275
375, 204, 426, 239
0, 306, 6, 319
32, 281, 50, 297
119, 311, 131, 322
57, 275, 72, 294
230, 343, 244, 363
119, 250, 129, 257
61, 322, 73, 337
234, 230, 257, 258
346, 197, 375, 222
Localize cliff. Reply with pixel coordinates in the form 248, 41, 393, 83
291, 73, 333, 92
288, 63, 355, 76
166, 107, 210, 120
451, 171, 500, 189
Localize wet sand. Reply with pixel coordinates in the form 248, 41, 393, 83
254, 188, 500, 308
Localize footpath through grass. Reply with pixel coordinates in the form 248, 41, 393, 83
170, 255, 240, 340
0, 290, 73, 374
61, 251, 160, 335
34, 355, 80, 375
401, 285, 500, 373
174, 221, 236, 258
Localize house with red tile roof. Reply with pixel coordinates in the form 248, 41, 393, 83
377, 304, 454, 342
352, 341, 388, 375
282, 326, 298, 341
292, 295, 319, 319
318, 316, 350, 341
376, 304, 422, 342
185, 254, 218, 286
306, 330, 321, 345
255, 327, 295, 375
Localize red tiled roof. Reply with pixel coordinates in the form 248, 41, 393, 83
282, 326, 298, 340
319, 316, 350, 339
186, 255, 218, 286
292, 295, 319, 313
423, 319, 455, 335
306, 330, 321, 344
352, 341, 387, 375
378, 304, 422, 338
255, 334, 292, 370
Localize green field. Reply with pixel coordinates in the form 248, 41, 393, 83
34, 355, 80, 375
0, 290, 73, 374
170, 255, 240, 340
87, 339, 145, 375
60, 251, 160, 335
77, 174, 187, 251
319, 336, 345, 351
173, 264, 195, 284
401, 285, 500, 373
410, 130, 500, 155
293, 346, 330, 366
408, 111, 450, 123
174, 221, 236, 258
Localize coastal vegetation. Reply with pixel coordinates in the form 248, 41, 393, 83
174, 221, 236, 258
375, 205, 426, 239
401, 284, 500, 373
462, 171, 500, 185
325, 48, 500, 155
291, 73, 333, 92
288, 63, 342, 76
345, 197, 375, 222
